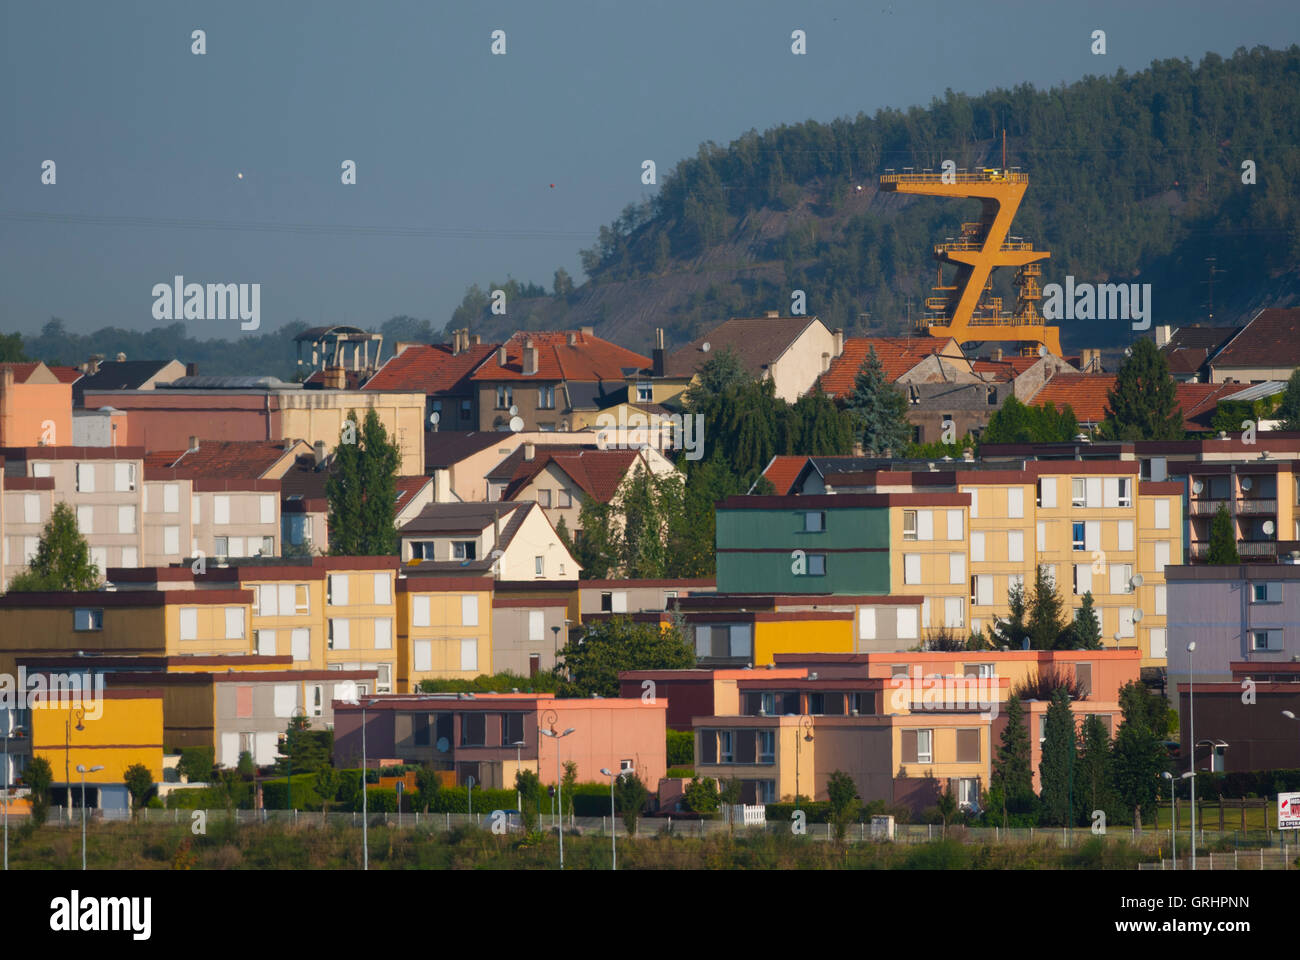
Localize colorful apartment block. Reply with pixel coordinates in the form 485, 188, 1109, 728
397, 576, 494, 689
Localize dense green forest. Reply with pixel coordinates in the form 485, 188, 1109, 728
7, 47, 1298, 372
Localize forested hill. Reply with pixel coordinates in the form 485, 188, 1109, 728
451, 46, 1300, 355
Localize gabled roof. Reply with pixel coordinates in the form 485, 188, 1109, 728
565, 380, 628, 412
817, 337, 953, 396
470, 331, 650, 383
144, 440, 305, 479
425, 431, 510, 470
1211, 309, 1300, 370
663, 316, 823, 381
362, 342, 497, 395
399, 500, 524, 536
48, 366, 83, 384
1176, 382, 1241, 432
971, 355, 1044, 380
73, 360, 183, 403
394, 476, 433, 512
758, 455, 809, 495
0, 362, 44, 383
1031, 373, 1117, 423
494, 445, 642, 503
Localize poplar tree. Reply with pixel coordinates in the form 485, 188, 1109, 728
1101, 338, 1184, 441
327, 409, 400, 556
845, 347, 910, 456
991, 696, 1035, 824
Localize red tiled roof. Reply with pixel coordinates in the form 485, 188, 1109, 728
1176, 382, 1240, 432
818, 338, 948, 397
1032, 374, 1117, 423
0, 363, 42, 383
470, 332, 649, 383
1211, 308, 1300, 369
48, 366, 83, 384
144, 440, 299, 479
971, 356, 1042, 380
500, 446, 642, 503
761, 455, 809, 495
363, 342, 498, 394
394, 475, 431, 511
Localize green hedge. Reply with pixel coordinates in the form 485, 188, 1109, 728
666, 730, 694, 766
262, 774, 323, 810
664, 768, 694, 779
1193, 769, 1300, 801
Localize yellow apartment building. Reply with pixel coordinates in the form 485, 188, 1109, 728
396, 575, 494, 690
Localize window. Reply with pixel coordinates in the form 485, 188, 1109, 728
537, 489, 552, 508
1155, 584, 1167, 615
535, 556, 544, 576
260, 495, 275, 525
120, 546, 138, 568
113, 462, 136, 492
1036, 521, 1046, 552
291, 628, 310, 661
495, 385, 513, 409
963, 488, 979, 518
949, 553, 965, 585
118, 505, 135, 534
192, 496, 201, 524
1155, 541, 1170, 573
374, 618, 392, 649
1111, 563, 1133, 596
897, 608, 918, 640
461, 638, 478, 671
944, 597, 964, 629
32, 462, 51, 478
1008, 573, 1025, 595
452, 540, 477, 560
91, 547, 108, 574
1007, 530, 1024, 563
293, 585, 309, 615
310, 685, 324, 718
179, 608, 198, 640
1073, 564, 1092, 596
808, 554, 826, 576
1085, 520, 1100, 552
971, 531, 985, 562
461, 595, 478, 626
957, 777, 981, 809
460, 713, 486, 746
972, 574, 993, 606
1154, 498, 1170, 529
77, 505, 93, 535
1007, 488, 1024, 519
502, 713, 525, 746
916, 510, 934, 541
903, 510, 917, 540
256, 629, 277, 657
719, 730, 734, 763
328, 574, 348, 606
956, 729, 980, 763
528, 610, 545, 642
412, 596, 432, 627
1072, 478, 1086, 507
539, 385, 555, 409
1072, 522, 1086, 551
413, 714, 431, 747
758, 730, 775, 763
274, 685, 298, 719
1118, 477, 1132, 507
1252, 630, 1283, 651
1117, 520, 1134, 552
460, 399, 473, 418
73, 608, 103, 632
76, 463, 95, 493
1074, 662, 1093, 698
225, 607, 245, 639
1118, 608, 1136, 638
946, 510, 963, 541
24, 537, 39, 564
858, 608, 876, 640
328, 619, 350, 650
414, 639, 432, 672
213, 495, 230, 526
164, 526, 180, 555
803, 511, 825, 532
374, 573, 391, 605
636, 381, 653, 402
912, 729, 934, 763
1252, 582, 1282, 603
903, 554, 921, 585
558, 489, 572, 508
1037, 477, 1057, 508
226, 536, 245, 558
23, 494, 39, 523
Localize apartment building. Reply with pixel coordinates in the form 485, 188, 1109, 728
0, 470, 54, 590
492, 583, 570, 677
397, 576, 494, 690
0, 362, 73, 447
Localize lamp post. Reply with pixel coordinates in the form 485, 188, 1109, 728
1186, 641, 1197, 871
1163, 771, 1194, 868
65, 707, 85, 822
3, 715, 24, 871
600, 767, 617, 870
539, 722, 575, 869
795, 716, 814, 810
360, 697, 378, 871
75, 763, 103, 870
467, 776, 475, 818
512, 740, 526, 811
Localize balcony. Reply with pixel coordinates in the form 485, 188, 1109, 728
1189, 540, 1300, 562
1236, 499, 1278, 515
1189, 499, 1229, 517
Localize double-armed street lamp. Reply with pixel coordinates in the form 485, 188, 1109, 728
539, 716, 575, 869
75, 763, 103, 870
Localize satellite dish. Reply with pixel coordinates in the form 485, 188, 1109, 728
702, 342, 712, 353
1130, 573, 1143, 589
1192, 480, 1204, 494
509, 405, 519, 416
435, 737, 450, 753
509, 416, 524, 432
1133, 609, 1144, 623
429, 412, 440, 426
1124, 346, 1132, 357
1241, 477, 1253, 491
1263, 520, 1276, 536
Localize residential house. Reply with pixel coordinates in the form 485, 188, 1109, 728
362, 331, 498, 431
0, 362, 73, 447
1205, 308, 1300, 384
398, 501, 579, 581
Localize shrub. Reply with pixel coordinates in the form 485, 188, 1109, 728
177, 746, 214, 783
261, 774, 321, 810
664, 767, 694, 779
666, 730, 694, 766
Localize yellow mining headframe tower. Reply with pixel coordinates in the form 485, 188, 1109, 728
878, 167, 1061, 357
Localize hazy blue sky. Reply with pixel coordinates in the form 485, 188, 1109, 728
2, 0, 1296, 339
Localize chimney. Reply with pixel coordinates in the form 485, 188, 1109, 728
523, 339, 538, 376
116, 352, 126, 362
187, 436, 200, 453
314, 441, 327, 465
765, 310, 779, 318
652, 328, 665, 377
186, 362, 198, 377
962, 447, 974, 462
580, 326, 594, 337
451, 330, 462, 355
567, 332, 577, 346
1155, 325, 1173, 349
323, 366, 346, 390
84, 354, 104, 376
497, 345, 508, 367
994, 347, 1003, 362
524, 442, 535, 461
470, 334, 481, 346
833, 328, 844, 357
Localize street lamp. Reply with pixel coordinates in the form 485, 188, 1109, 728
360, 697, 379, 871
3, 714, 24, 871
75, 763, 103, 870
467, 775, 475, 818
65, 707, 86, 822
1162, 771, 1194, 868
539, 721, 576, 869
512, 740, 526, 811
600, 768, 617, 870
1186, 641, 1197, 871
795, 716, 814, 810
